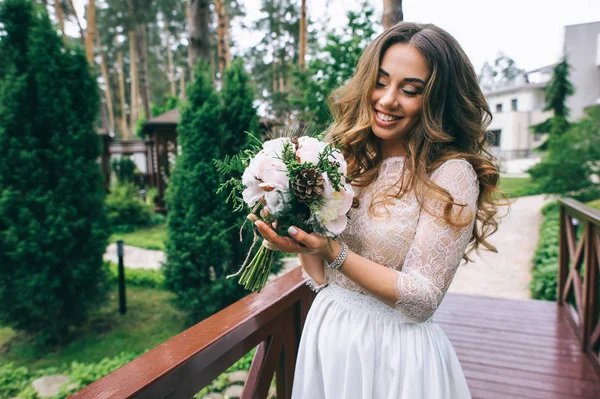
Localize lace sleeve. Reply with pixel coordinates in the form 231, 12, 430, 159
302, 267, 328, 292
394, 160, 479, 322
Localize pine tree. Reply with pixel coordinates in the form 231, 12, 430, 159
531, 58, 575, 145
0, 0, 110, 346
291, 4, 378, 132
164, 61, 242, 323
219, 58, 261, 280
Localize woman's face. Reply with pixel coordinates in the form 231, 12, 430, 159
370, 43, 430, 156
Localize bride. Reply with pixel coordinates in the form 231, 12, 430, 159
254, 22, 501, 399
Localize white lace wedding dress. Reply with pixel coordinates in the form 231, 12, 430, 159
291, 157, 476, 399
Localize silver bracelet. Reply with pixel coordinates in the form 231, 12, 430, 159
327, 242, 349, 270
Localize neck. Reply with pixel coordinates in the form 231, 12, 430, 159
380, 141, 407, 159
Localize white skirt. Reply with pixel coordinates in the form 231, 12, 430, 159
292, 284, 471, 399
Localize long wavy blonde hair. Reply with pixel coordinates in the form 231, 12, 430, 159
325, 22, 505, 257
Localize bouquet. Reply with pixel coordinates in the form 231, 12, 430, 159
216, 134, 354, 291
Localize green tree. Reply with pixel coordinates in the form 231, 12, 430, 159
531, 58, 575, 144
164, 61, 244, 323
528, 107, 600, 196
219, 58, 261, 277
291, 4, 378, 132
0, 0, 110, 345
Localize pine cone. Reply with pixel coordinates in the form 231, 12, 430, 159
292, 168, 324, 201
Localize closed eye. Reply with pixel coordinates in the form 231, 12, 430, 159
403, 90, 418, 96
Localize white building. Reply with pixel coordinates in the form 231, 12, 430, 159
564, 21, 600, 120
483, 68, 553, 173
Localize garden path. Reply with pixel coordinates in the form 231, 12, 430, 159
104, 243, 165, 270
104, 195, 548, 299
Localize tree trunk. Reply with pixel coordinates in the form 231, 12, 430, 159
135, 23, 152, 121
299, 0, 306, 70
66, 0, 85, 41
84, 0, 96, 65
97, 35, 115, 135
185, 2, 194, 81
117, 51, 129, 138
54, 0, 66, 40
382, 0, 403, 30
215, 0, 230, 76
129, 30, 139, 132
180, 68, 186, 100
165, 20, 176, 97
188, 0, 211, 68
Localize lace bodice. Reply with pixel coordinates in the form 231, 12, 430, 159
302, 156, 479, 323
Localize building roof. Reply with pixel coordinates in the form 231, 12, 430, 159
146, 108, 180, 126
484, 81, 547, 97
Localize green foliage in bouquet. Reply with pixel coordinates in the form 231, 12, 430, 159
0, 0, 110, 346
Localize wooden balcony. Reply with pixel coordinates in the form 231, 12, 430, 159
72, 198, 600, 399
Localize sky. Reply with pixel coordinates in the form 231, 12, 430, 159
68, 0, 600, 73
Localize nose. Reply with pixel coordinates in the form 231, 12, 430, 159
378, 87, 398, 110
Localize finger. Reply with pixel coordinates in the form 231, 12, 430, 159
255, 221, 307, 253
287, 226, 320, 248
247, 214, 258, 222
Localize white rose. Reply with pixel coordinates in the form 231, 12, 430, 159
242, 151, 289, 207
318, 173, 355, 236
296, 136, 326, 165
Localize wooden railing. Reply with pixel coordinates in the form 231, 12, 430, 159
558, 198, 600, 368
71, 267, 314, 399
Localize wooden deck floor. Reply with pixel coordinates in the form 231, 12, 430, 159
436, 293, 600, 399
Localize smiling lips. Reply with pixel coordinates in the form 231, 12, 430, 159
374, 109, 403, 125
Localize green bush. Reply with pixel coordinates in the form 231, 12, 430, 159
0, 352, 138, 399
0, 0, 110, 346
111, 157, 137, 185
530, 199, 600, 301
106, 183, 153, 232
108, 262, 165, 289
164, 61, 248, 324
530, 204, 560, 301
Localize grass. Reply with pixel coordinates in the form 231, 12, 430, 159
498, 176, 541, 198
109, 224, 167, 250
0, 285, 186, 371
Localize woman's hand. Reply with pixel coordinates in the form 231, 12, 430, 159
253, 219, 330, 257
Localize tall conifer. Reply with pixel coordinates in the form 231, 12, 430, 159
0, 0, 110, 345
164, 61, 242, 323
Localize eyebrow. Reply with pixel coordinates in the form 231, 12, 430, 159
378, 68, 426, 85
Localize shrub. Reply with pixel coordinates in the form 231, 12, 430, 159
0, 0, 110, 346
105, 183, 153, 232
0, 353, 138, 399
111, 157, 137, 184
164, 61, 246, 324
108, 262, 165, 289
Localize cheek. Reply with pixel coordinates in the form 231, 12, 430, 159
402, 98, 424, 118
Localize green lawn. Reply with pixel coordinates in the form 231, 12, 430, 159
109, 224, 167, 250
498, 176, 541, 198
0, 285, 186, 371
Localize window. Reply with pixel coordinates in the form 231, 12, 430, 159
511, 99, 518, 111
487, 130, 501, 147
495, 103, 503, 113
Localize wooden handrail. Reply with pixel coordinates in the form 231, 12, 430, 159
70, 267, 315, 399
557, 198, 600, 371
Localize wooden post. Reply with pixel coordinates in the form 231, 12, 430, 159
583, 223, 599, 352
558, 206, 569, 305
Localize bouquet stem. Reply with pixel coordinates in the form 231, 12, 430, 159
238, 242, 275, 291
